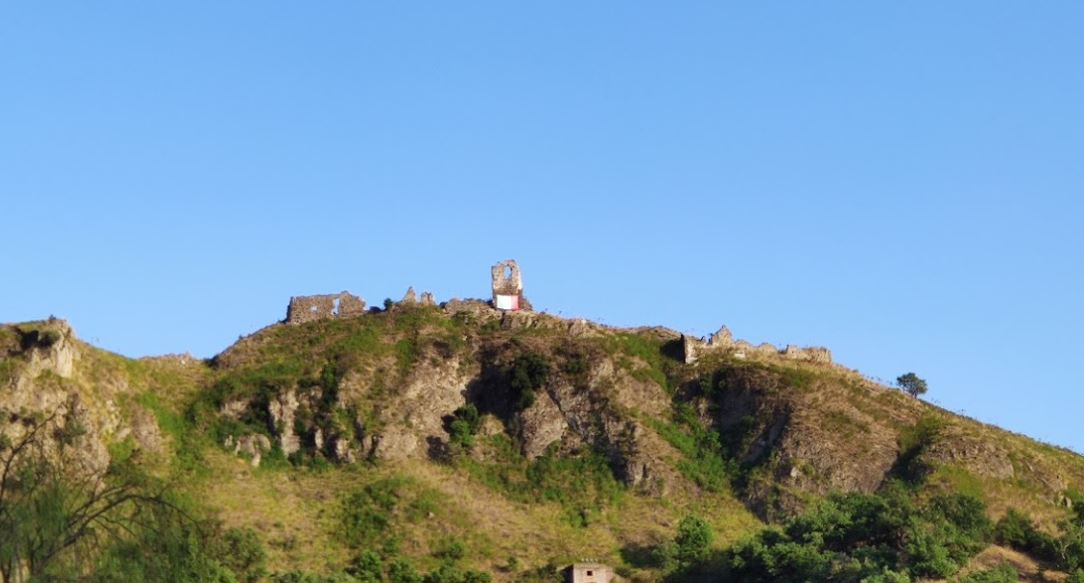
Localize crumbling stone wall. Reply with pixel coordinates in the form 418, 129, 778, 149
782, 345, 833, 364
681, 334, 702, 364
491, 259, 529, 311
681, 324, 833, 365
286, 291, 366, 324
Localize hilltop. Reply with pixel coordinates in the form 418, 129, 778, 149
2, 282, 1084, 582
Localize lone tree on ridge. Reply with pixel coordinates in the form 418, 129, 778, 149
897, 372, 928, 398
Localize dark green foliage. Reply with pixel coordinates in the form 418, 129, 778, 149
448, 404, 483, 450
1060, 522, 1084, 571
216, 527, 268, 583
422, 563, 491, 583
340, 479, 402, 548
272, 572, 360, 583
994, 509, 1053, 559
892, 415, 944, 483
93, 512, 242, 583
956, 565, 1018, 583
0, 412, 244, 583
905, 494, 990, 578
347, 551, 383, 583
650, 405, 736, 493
433, 537, 467, 562
994, 501, 1084, 575
508, 353, 551, 410
389, 560, 424, 583
724, 488, 993, 582
673, 515, 714, 566
896, 372, 928, 398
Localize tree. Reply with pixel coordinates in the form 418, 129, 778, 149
0, 409, 227, 582
897, 373, 928, 399
673, 515, 713, 566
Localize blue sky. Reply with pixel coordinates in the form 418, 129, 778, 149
2, 3, 1082, 451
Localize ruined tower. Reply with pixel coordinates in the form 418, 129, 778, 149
491, 259, 526, 311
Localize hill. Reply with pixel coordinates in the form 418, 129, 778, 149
2, 297, 1084, 582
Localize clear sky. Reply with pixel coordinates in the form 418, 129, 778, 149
2, 3, 1082, 451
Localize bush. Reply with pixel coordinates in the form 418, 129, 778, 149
508, 353, 550, 410
340, 479, 402, 547
217, 527, 268, 583
723, 488, 992, 581
348, 551, 383, 583
448, 404, 482, 450
433, 538, 467, 562
994, 508, 1058, 563
388, 561, 423, 583
673, 515, 713, 566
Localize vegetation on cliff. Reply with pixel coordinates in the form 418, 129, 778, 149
2, 306, 1083, 582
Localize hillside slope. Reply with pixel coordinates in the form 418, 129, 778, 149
2, 302, 1082, 581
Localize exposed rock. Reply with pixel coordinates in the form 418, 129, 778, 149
923, 429, 1016, 480
16, 320, 78, 383
420, 291, 436, 306
130, 405, 163, 454
402, 287, 417, 304
372, 429, 419, 461
568, 319, 600, 337
268, 389, 301, 456
330, 436, 357, 463
220, 399, 249, 419
519, 390, 568, 459
229, 434, 273, 467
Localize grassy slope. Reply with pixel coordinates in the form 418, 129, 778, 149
4, 311, 1084, 580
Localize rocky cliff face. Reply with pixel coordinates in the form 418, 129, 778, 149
0, 319, 147, 480
4, 305, 1084, 532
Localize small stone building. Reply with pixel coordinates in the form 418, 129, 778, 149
562, 563, 614, 583
491, 259, 526, 311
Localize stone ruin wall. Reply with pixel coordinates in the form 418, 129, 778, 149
491, 259, 523, 300
285, 291, 366, 324
682, 325, 832, 365
490, 259, 532, 310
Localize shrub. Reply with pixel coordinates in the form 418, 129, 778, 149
723, 488, 991, 581
448, 404, 482, 450
389, 561, 423, 583
433, 538, 467, 562
347, 551, 383, 583
994, 508, 1058, 563
508, 353, 550, 410
673, 515, 713, 565
217, 527, 268, 583
340, 479, 402, 547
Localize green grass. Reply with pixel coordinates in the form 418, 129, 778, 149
0, 357, 21, 385
459, 436, 625, 527
603, 333, 676, 391
648, 407, 736, 494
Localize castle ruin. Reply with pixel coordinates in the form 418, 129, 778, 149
285, 291, 366, 324
681, 325, 833, 365
491, 259, 528, 311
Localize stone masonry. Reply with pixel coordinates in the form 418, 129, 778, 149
491, 259, 528, 311
285, 291, 366, 324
